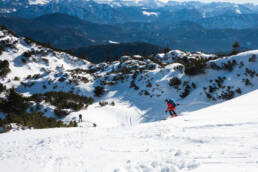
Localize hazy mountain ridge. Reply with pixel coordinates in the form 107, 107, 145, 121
1, 1, 258, 53
1, 0, 258, 28
1, 0, 258, 53
0, 13, 126, 49
72, 42, 164, 63
1, 13, 258, 54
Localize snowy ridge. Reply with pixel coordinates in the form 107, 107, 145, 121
0, 27, 258, 127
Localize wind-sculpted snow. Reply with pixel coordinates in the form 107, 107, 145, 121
1, 90, 258, 171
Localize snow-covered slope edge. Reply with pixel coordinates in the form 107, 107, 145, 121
0, 89, 257, 172
0, 26, 258, 130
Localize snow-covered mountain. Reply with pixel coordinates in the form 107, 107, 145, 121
0, 26, 257, 126
2, 12, 258, 53
0, 22, 258, 171
0, 0, 178, 8
1, 0, 258, 29
1, 60, 258, 171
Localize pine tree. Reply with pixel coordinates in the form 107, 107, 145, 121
3, 88, 29, 113
232, 41, 240, 55
82, 51, 87, 60
106, 49, 112, 63
164, 44, 171, 54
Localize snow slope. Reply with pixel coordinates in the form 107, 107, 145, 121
1, 21, 258, 172
0, 27, 258, 127
0, 89, 258, 172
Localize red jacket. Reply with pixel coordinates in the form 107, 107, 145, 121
166, 102, 176, 112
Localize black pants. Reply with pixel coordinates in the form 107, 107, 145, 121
169, 110, 177, 116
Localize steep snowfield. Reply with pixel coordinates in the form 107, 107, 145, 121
0, 90, 258, 172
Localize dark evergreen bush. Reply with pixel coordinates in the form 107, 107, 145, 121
0, 88, 81, 131
32, 74, 40, 80
99, 101, 108, 107
42, 85, 47, 89
180, 85, 191, 98
143, 90, 150, 96
0, 83, 6, 93
242, 78, 253, 86
215, 76, 225, 88
231, 41, 240, 55
205, 92, 212, 99
0, 88, 29, 114
208, 85, 217, 93
132, 71, 139, 80
68, 121, 78, 127
0, 39, 16, 50
58, 77, 66, 82
164, 45, 171, 54
191, 82, 196, 89
222, 60, 237, 71
169, 77, 181, 89
245, 68, 256, 78
54, 109, 69, 118
14, 76, 20, 81
5, 111, 70, 129
0, 45, 4, 55
110, 101, 115, 106
239, 61, 244, 68
221, 90, 235, 100
181, 57, 207, 75
248, 55, 256, 63
94, 86, 105, 97
210, 62, 221, 70
0, 60, 11, 78
146, 82, 152, 88
236, 88, 242, 94
42, 58, 49, 64
23, 51, 33, 58
130, 80, 139, 90
30, 91, 93, 111
0, 117, 4, 127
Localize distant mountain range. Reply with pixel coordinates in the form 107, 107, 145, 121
1, 1, 258, 57
0, 13, 125, 49
1, 13, 258, 54
1, 0, 258, 29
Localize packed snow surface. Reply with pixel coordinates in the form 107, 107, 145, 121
1, 90, 258, 172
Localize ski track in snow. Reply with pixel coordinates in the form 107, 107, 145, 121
1, 90, 258, 172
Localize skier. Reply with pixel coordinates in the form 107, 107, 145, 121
165, 98, 178, 117
79, 114, 83, 123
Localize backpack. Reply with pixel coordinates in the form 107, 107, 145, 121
168, 99, 177, 107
